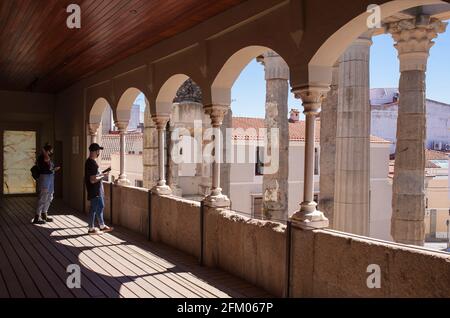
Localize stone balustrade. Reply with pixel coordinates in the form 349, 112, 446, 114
102, 182, 450, 297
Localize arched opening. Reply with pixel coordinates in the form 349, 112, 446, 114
211, 46, 298, 223
105, 88, 148, 187
308, 1, 450, 249
88, 97, 114, 182
150, 76, 209, 199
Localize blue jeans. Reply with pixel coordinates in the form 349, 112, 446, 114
36, 190, 54, 215
88, 196, 105, 229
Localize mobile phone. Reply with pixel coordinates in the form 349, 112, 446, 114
102, 167, 111, 174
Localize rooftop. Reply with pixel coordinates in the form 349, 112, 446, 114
232, 117, 391, 144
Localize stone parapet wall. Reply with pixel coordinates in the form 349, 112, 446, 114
102, 186, 450, 297
150, 194, 201, 259
203, 206, 287, 297
291, 229, 450, 297
104, 183, 150, 237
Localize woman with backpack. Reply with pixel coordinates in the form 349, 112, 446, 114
33, 143, 60, 224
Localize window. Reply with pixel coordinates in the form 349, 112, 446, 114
314, 147, 319, 175
313, 194, 319, 204
252, 195, 263, 219
135, 180, 144, 188
255, 146, 264, 176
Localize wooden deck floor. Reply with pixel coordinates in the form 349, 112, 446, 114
0, 197, 271, 298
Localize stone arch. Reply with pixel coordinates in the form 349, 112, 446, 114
116, 87, 148, 123
153, 74, 190, 116
308, 0, 446, 87
89, 97, 111, 125
210, 45, 289, 106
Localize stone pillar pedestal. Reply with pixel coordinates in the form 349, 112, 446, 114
198, 120, 212, 196
291, 86, 330, 230
387, 16, 447, 245
220, 109, 232, 197
257, 51, 289, 222
115, 121, 130, 186
319, 63, 339, 226
334, 33, 372, 236
143, 112, 159, 189
151, 115, 172, 195
167, 119, 182, 196
202, 104, 230, 208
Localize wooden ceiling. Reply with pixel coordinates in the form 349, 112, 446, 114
0, 0, 246, 93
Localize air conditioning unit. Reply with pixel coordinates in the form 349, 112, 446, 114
433, 141, 443, 151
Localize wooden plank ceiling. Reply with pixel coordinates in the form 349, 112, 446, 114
0, 0, 246, 93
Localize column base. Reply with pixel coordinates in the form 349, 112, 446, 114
169, 185, 183, 197
151, 184, 172, 195
203, 193, 230, 208
291, 201, 329, 230
115, 177, 130, 186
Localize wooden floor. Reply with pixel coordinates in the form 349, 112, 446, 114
0, 197, 271, 298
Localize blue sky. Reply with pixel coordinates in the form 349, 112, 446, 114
137, 26, 449, 118
230, 28, 450, 118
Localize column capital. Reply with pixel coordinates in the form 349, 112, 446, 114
292, 85, 330, 115
115, 121, 128, 132
88, 123, 100, 136
203, 104, 230, 127
386, 16, 447, 71
151, 115, 170, 130
353, 30, 374, 46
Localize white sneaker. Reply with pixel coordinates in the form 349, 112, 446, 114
88, 228, 102, 235
99, 225, 113, 233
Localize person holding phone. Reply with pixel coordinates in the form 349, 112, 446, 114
85, 143, 113, 235
34, 143, 61, 224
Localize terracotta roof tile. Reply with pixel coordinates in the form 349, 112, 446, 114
100, 133, 143, 161
232, 117, 391, 144
425, 149, 449, 161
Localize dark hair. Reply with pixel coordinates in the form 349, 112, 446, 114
43, 143, 53, 152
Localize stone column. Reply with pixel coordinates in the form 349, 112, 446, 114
199, 119, 212, 196
143, 111, 159, 189
151, 115, 172, 195
387, 16, 447, 245
319, 63, 339, 226
203, 104, 230, 208
257, 51, 289, 222
167, 119, 182, 196
333, 33, 372, 236
115, 121, 130, 185
220, 109, 232, 197
88, 123, 100, 144
291, 86, 330, 229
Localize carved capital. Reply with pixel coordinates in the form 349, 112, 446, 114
88, 123, 100, 136
386, 16, 447, 71
203, 104, 230, 127
292, 85, 330, 116
151, 115, 170, 130
115, 121, 128, 132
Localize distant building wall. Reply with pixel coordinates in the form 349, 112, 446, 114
371, 99, 450, 153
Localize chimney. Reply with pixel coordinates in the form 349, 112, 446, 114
289, 108, 300, 123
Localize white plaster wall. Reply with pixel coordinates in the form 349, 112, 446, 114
229, 140, 393, 240
371, 101, 450, 153
371, 105, 398, 153
369, 179, 393, 241
111, 153, 143, 186
368, 145, 393, 241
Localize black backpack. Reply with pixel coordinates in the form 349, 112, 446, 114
31, 164, 40, 180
